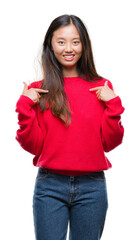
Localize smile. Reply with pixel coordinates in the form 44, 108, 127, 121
63, 55, 75, 61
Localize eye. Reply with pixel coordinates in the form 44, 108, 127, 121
73, 41, 80, 45
58, 41, 64, 45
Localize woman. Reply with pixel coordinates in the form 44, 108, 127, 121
16, 14, 124, 240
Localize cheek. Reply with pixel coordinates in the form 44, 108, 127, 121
76, 46, 82, 55
53, 49, 64, 61
76, 50, 82, 58
52, 45, 62, 54
53, 49, 60, 56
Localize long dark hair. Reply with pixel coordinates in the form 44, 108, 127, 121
39, 14, 103, 126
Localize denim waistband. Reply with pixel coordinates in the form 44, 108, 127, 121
38, 167, 105, 179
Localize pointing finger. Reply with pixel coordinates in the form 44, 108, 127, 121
89, 87, 102, 92
35, 88, 49, 93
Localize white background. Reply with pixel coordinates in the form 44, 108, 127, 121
0, 0, 140, 239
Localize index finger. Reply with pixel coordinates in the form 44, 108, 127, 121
35, 88, 49, 93
89, 87, 102, 92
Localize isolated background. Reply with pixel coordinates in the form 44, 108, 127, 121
0, 0, 140, 239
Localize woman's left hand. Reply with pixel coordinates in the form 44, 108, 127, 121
89, 81, 117, 102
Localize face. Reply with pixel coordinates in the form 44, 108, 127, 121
51, 24, 82, 74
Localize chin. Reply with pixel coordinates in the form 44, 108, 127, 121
62, 61, 77, 68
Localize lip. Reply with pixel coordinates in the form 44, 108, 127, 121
63, 54, 75, 61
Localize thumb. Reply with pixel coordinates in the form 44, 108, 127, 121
23, 81, 28, 91
104, 81, 108, 87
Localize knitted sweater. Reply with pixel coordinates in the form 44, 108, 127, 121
15, 77, 124, 176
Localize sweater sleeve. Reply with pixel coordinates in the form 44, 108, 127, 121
101, 96, 125, 152
15, 95, 44, 155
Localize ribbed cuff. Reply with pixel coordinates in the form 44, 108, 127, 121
17, 95, 35, 107
15, 95, 36, 113
105, 96, 125, 116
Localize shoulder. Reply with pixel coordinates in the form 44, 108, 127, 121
28, 80, 43, 89
94, 78, 114, 90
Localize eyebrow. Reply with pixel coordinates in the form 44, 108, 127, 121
56, 37, 80, 40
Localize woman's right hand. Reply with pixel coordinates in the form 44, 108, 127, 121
22, 82, 49, 104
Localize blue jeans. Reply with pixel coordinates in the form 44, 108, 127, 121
33, 168, 108, 240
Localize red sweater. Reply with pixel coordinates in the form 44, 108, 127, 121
15, 77, 124, 176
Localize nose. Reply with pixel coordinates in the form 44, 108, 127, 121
65, 42, 73, 52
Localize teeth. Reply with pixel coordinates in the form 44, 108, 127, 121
64, 55, 74, 58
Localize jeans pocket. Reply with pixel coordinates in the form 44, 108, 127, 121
36, 168, 50, 181
88, 171, 106, 181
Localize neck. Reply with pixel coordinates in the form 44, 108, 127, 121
62, 66, 79, 78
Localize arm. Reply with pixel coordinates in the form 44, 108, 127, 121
15, 82, 48, 155
89, 80, 125, 152
101, 96, 124, 152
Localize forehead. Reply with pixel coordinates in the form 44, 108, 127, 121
53, 24, 80, 39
